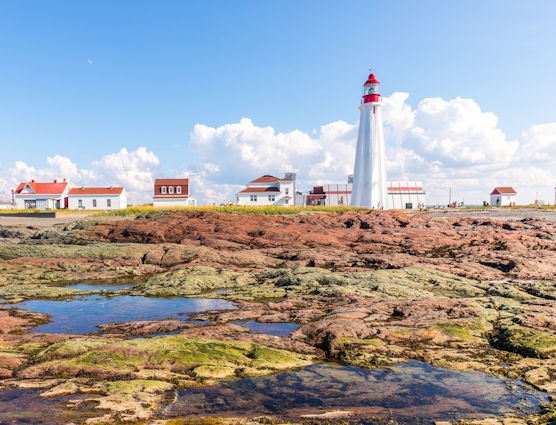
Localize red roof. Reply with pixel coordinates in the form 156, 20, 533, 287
490, 187, 517, 195
154, 178, 189, 185
364, 73, 380, 85
238, 187, 281, 194
15, 181, 68, 195
388, 186, 423, 191
307, 195, 326, 201
68, 187, 124, 195
154, 178, 189, 197
248, 175, 280, 184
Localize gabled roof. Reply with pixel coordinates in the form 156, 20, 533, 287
248, 175, 281, 184
238, 187, 281, 194
68, 187, 124, 195
154, 178, 189, 185
15, 181, 68, 195
490, 187, 517, 195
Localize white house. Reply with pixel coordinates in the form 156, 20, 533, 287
490, 187, 517, 206
68, 187, 127, 210
153, 178, 196, 207
236, 175, 295, 206
14, 179, 70, 210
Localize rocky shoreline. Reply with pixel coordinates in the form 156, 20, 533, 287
0, 208, 555, 424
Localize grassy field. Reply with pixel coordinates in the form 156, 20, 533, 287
98, 205, 369, 217
1, 204, 554, 217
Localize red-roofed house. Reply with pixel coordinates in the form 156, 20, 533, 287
68, 187, 127, 210
14, 179, 70, 210
153, 178, 196, 207
236, 174, 295, 206
490, 187, 517, 206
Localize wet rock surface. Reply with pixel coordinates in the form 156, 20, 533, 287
0, 209, 556, 424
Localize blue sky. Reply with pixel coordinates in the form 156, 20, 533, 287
1, 1, 555, 205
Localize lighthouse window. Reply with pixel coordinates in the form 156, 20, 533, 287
169, 186, 174, 194
161, 186, 167, 194
176, 186, 182, 194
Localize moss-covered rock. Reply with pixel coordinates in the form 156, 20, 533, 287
36, 338, 113, 360
223, 267, 485, 301
131, 266, 256, 297
19, 336, 314, 381
492, 325, 556, 358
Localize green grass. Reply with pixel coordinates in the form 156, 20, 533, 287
95, 205, 368, 217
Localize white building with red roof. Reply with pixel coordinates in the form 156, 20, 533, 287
68, 187, 127, 210
236, 174, 295, 206
153, 178, 196, 207
306, 179, 426, 209
490, 187, 517, 206
14, 179, 70, 210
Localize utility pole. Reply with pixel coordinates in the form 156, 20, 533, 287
448, 188, 452, 206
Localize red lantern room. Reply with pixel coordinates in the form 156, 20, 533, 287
362, 73, 380, 103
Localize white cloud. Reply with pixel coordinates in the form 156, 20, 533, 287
186, 93, 556, 206
5, 148, 160, 205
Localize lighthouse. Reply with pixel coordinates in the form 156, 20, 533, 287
350, 72, 388, 209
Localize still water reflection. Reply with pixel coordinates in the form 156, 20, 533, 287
163, 361, 547, 423
8, 295, 235, 334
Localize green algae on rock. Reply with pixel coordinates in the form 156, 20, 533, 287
492, 325, 556, 358
131, 266, 256, 297
18, 336, 314, 381
220, 266, 486, 301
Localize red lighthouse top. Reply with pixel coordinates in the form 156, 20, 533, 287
362, 73, 380, 103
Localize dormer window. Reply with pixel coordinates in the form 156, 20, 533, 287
161, 186, 167, 194
176, 186, 182, 194
169, 186, 174, 194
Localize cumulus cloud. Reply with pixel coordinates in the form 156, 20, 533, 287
186, 93, 556, 206
5, 148, 160, 204
187, 118, 358, 203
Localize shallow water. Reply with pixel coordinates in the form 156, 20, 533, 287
0, 389, 104, 424
162, 361, 548, 423
8, 295, 235, 334
58, 281, 137, 291
231, 320, 299, 336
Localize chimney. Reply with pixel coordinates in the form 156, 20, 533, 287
110, 186, 113, 190
31, 179, 35, 183
63, 178, 67, 183
81, 187, 84, 190
54, 179, 57, 183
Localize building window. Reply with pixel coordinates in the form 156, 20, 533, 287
169, 186, 174, 194
107, 199, 111, 207
250, 195, 257, 202
285, 199, 289, 205
176, 186, 182, 194
92, 199, 97, 208
161, 186, 167, 194
285, 188, 289, 195
78, 200, 83, 208
268, 194, 275, 202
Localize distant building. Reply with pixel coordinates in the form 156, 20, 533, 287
68, 187, 127, 210
236, 175, 295, 206
306, 179, 426, 209
388, 182, 426, 209
490, 187, 517, 206
153, 178, 196, 207
307, 184, 352, 206
14, 179, 70, 210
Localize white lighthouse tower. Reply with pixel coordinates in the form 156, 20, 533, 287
351, 72, 388, 209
